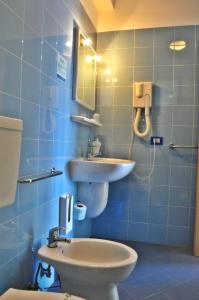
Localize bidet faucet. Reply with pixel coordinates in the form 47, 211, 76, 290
47, 227, 71, 248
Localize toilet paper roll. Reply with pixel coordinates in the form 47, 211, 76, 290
74, 202, 87, 221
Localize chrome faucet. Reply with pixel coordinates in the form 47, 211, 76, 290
47, 227, 71, 248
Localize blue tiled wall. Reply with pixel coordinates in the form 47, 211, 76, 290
92, 25, 199, 247
0, 0, 95, 293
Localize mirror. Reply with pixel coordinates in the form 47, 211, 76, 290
73, 28, 96, 111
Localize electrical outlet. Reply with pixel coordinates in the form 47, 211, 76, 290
150, 136, 163, 145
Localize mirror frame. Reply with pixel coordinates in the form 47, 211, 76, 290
72, 26, 97, 111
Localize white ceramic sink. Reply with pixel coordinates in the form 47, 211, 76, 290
68, 157, 136, 218
69, 157, 136, 182
38, 238, 137, 300
0, 289, 84, 300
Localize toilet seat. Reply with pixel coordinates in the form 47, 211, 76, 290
0, 289, 85, 300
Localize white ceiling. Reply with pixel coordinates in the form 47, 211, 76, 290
80, 0, 199, 32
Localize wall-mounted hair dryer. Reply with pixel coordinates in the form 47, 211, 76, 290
133, 82, 152, 138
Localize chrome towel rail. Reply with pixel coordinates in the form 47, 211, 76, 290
18, 168, 63, 184
169, 143, 198, 150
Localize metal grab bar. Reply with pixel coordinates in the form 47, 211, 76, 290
169, 143, 198, 150
18, 168, 63, 184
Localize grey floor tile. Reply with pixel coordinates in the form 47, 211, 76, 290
147, 272, 180, 291
120, 278, 160, 300
118, 286, 136, 300
144, 292, 173, 300
164, 284, 199, 300
181, 279, 199, 294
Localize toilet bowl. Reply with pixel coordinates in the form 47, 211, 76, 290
0, 288, 84, 299
38, 238, 138, 300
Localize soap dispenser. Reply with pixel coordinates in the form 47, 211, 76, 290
92, 138, 101, 156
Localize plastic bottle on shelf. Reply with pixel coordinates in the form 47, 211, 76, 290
92, 138, 101, 156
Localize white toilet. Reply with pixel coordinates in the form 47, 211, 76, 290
0, 288, 85, 299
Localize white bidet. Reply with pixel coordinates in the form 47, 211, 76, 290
38, 238, 138, 300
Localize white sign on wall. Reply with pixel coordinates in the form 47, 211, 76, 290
57, 53, 67, 81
